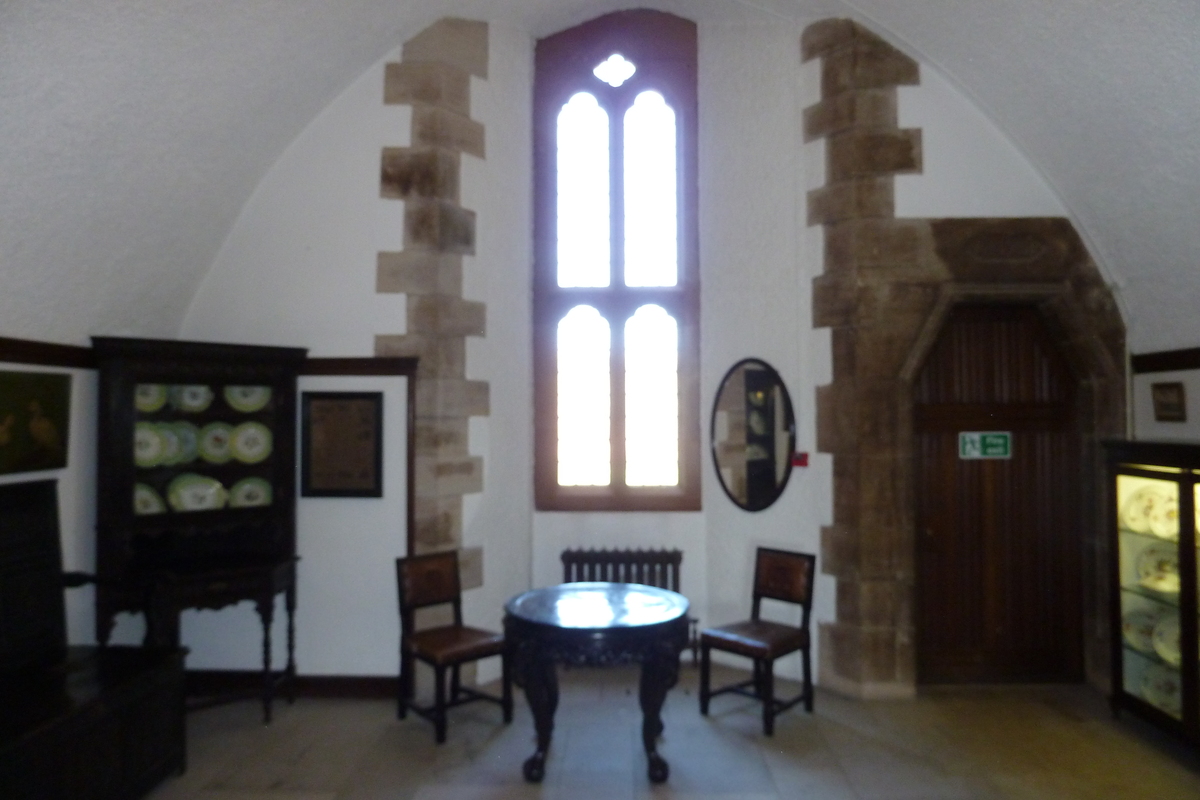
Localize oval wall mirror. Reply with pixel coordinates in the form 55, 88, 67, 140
711, 358, 796, 511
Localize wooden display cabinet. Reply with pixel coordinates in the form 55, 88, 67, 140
1106, 440, 1200, 747
92, 336, 307, 721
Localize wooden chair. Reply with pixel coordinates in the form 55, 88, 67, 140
396, 551, 512, 743
698, 547, 815, 735
561, 547, 699, 662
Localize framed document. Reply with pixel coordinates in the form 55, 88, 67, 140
301, 392, 383, 497
1151, 382, 1187, 423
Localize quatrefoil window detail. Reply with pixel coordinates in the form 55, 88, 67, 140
593, 53, 636, 87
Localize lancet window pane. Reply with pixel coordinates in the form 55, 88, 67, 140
557, 93, 611, 288
623, 91, 678, 288
557, 306, 611, 486
625, 305, 679, 486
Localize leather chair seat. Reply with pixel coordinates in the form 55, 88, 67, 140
408, 626, 506, 666
700, 620, 808, 660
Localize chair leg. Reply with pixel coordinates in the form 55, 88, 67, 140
450, 664, 461, 703
699, 644, 711, 715
802, 648, 814, 713
434, 665, 447, 744
398, 650, 413, 719
501, 651, 514, 723
761, 659, 775, 736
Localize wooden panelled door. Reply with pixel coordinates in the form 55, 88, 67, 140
914, 304, 1083, 683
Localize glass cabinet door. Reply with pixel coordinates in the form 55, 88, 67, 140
1117, 473, 1183, 719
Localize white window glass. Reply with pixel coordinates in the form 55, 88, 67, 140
558, 306, 611, 486
557, 93, 610, 288
593, 53, 636, 88
625, 305, 679, 486
624, 91, 677, 288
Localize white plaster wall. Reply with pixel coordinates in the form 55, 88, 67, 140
895, 64, 1066, 219
1133, 370, 1200, 443
167, 53, 416, 674
0, 363, 98, 646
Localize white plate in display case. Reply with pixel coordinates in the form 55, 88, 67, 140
155, 422, 183, 466
134, 422, 166, 468
224, 385, 272, 413
1120, 484, 1174, 537
1140, 663, 1182, 718
170, 384, 215, 413
134, 384, 168, 413
199, 422, 233, 464
229, 477, 272, 508
1152, 615, 1182, 667
133, 483, 166, 515
1121, 608, 1161, 655
1148, 494, 1180, 540
231, 422, 272, 464
1136, 542, 1181, 594
167, 473, 227, 512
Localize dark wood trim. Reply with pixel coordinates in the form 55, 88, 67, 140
0, 335, 95, 369
301, 356, 418, 376
300, 356, 418, 554
1131, 347, 1200, 374
187, 670, 395, 700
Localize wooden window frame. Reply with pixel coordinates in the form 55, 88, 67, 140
533, 10, 700, 511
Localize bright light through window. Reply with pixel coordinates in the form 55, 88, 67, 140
593, 53, 636, 87
625, 305, 679, 486
557, 93, 610, 288
624, 91, 677, 288
558, 306, 611, 486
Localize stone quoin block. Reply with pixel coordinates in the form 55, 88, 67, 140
407, 294, 486, 338
413, 495, 464, 551
415, 455, 484, 496
827, 128, 922, 180
807, 178, 895, 225
416, 378, 489, 418
819, 38, 919, 97
384, 61, 472, 115
412, 105, 485, 159
458, 546, 484, 590
800, 18, 861, 62
404, 199, 476, 254
375, 333, 467, 378
803, 89, 898, 142
402, 18, 489, 79
414, 417, 470, 458
380, 147, 460, 201
376, 251, 464, 296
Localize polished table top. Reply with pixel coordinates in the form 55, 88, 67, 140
505, 581, 688, 630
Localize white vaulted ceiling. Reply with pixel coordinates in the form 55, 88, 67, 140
2, 0, 1198, 351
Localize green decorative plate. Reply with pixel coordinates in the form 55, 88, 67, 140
224, 385, 272, 413
166, 473, 227, 512
155, 422, 183, 466
134, 384, 168, 413
171, 421, 199, 464
231, 422, 272, 464
229, 477, 273, 508
133, 483, 166, 515
198, 422, 233, 464
170, 384, 214, 413
134, 422, 165, 468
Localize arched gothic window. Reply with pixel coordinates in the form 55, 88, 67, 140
534, 10, 700, 510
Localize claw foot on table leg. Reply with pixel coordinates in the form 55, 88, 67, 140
647, 752, 669, 783
523, 751, 547, 783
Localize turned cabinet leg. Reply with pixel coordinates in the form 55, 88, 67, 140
256, 594, 275, 724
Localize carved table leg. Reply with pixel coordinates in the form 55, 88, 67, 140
256, 593, 275, 724
639, 642, 682, 783
515, 640, 558, 783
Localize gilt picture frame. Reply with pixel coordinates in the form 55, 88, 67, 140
0, 370, 71, 475
300, 391, 384, 497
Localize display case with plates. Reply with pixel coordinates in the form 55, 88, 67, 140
1107, 441, 1200, 745
93, 337, 307, 722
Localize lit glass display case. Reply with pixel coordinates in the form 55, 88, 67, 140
1106, 441, 1199, 742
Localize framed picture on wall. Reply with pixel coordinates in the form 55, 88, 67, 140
301, 391, 384, 497
0, 370, 71, 475
1151, 381, 1187, 422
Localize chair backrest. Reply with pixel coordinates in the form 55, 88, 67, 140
396, 551, 462, 634
750, 547, 815, 626
561, 548, 681, 591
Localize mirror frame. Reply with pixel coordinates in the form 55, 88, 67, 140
710, 358, 796, 512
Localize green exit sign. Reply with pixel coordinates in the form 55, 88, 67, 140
959, 431, 1012, 460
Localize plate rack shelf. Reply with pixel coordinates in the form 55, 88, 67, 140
93, 336, 307, 722
1106, 440, 1200, 747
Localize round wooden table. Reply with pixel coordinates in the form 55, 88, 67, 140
504, 581, 690, 783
